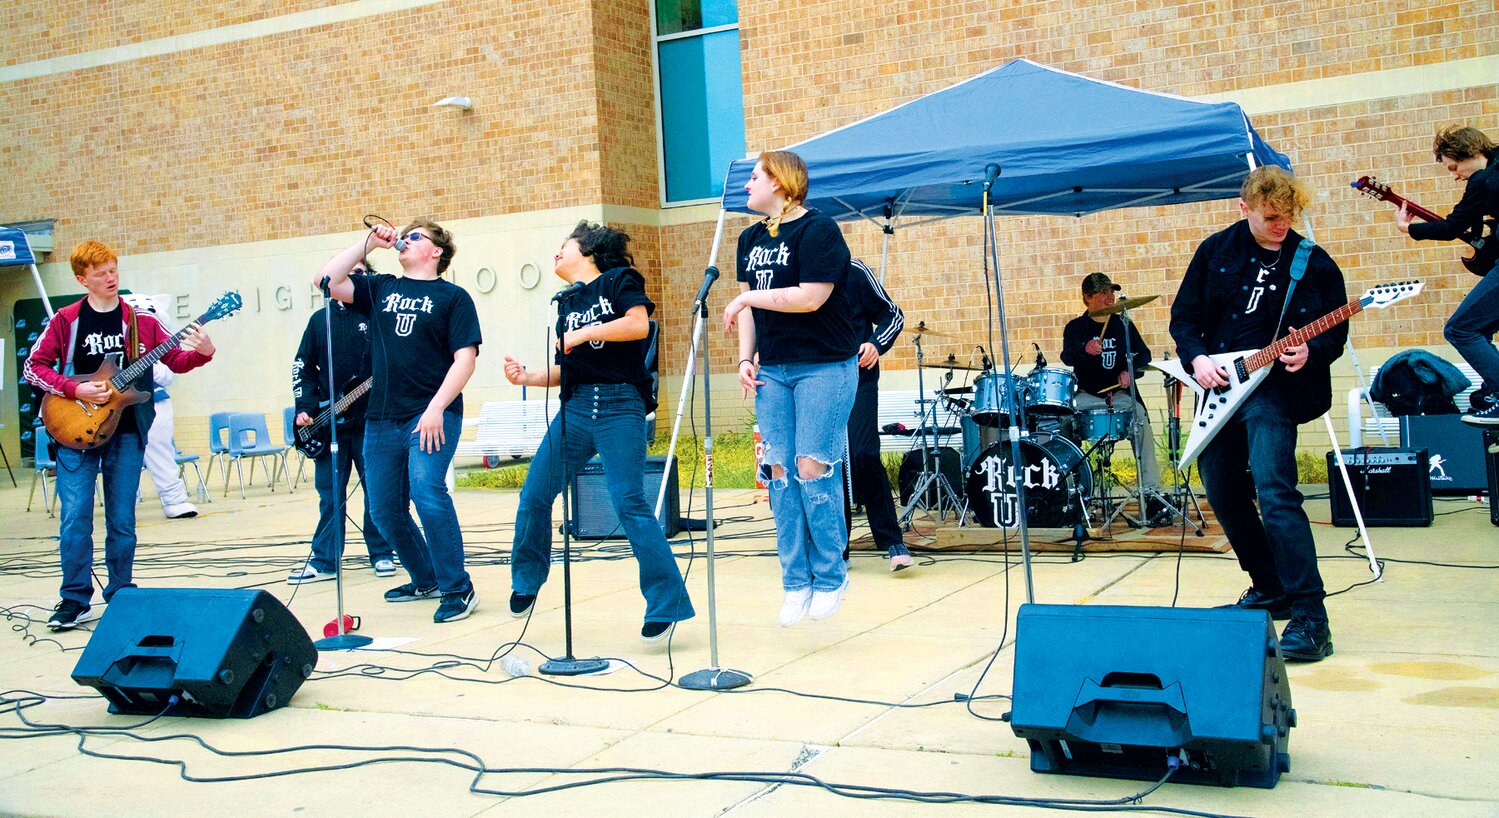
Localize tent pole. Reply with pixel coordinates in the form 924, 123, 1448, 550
28, 264, 56, 319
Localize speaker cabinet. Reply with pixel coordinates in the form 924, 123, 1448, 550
71, 588, 316, 718
1327, 447, 1434, 527
569, 455, 680, 539
1010, 604, 1294, 788
1486, 431, 1498, 527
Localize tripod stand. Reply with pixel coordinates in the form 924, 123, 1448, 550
1158, 360, 1207, 535
897, 332, 966, 527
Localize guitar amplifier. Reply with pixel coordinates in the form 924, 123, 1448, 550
1327, 447, 1432, 527
1487, 431, 1499, 527
569, 455, 680, 539
1400, 414, 1489, 495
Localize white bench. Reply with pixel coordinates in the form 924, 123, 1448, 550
456, 400, 559, 462
876, 389, 963, 454
1346, 361, 1480, 448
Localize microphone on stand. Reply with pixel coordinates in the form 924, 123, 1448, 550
551, 280, 586, 303
692, 266, 721, 313
1032, 342, 1047, 370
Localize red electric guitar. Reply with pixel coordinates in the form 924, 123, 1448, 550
1351, 175, 1496, 277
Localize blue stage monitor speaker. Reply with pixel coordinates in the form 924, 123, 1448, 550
71, 588, 316, 718
569, 455, 680, 539
1010, 604, 1294, 788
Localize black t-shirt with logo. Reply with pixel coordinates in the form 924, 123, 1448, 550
735, 209, 858, 365
553, 267, 657, 412
1221, 247, 1291, 352
350, 273, 482, 421
1060, 311, 1153, 403
72, 301, 139, 431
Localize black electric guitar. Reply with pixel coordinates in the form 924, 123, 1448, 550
1352, 175, 1497, 276
293, 377, 373, 459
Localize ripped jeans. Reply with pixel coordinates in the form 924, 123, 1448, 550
756, 357, 858, 592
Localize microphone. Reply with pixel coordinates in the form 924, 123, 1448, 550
982, 162, 1002, 191
1033, 342, 1047, 369
551, 280, 586, 303
363, 215, 407, 250
692, 266, 721, 312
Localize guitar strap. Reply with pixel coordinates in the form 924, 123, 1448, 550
1271, 237, 1315, 343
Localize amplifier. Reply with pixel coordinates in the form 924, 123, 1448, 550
1400, 414, 1489, 495
1327, 447, 1432, 527
1487, 431, 1498, 527
569, 455, 680, 539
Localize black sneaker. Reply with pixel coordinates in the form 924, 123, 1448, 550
383, 583, 440, 603
1279, 614, 1334, 662
509, 592, 537, 618
47, 599, 94, 631
1461, 393, 1499, 427
434, 587, 479, 623
1218, 587, 1293, 620
640, 620, 675, 644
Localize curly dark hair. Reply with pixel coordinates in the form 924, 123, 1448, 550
567, 221, 634, 273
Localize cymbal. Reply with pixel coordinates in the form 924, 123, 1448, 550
1089, 294, 1159, 316
921, 357, 985, 372
909, 321, 952, 338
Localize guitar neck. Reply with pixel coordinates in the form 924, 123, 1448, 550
1244, 298, 1363, 374
305, 377, 374, 434
1372, 188, 1443, 223
108, 313, 211, 390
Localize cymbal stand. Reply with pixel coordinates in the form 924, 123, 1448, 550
898, 333, 966, 527
1154, 359, 1206, 535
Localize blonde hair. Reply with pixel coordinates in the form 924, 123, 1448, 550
1239, 166, 1310, 218
759, 150, 809, 236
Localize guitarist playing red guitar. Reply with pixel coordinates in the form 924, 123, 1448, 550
1390, 125, 1499, 427
24, 240, 217, 631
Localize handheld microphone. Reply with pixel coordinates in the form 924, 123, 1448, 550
362, 215, 406, 250
551, 280, 586, 303
982, 162, 1002, 191
692, 266, 721, 312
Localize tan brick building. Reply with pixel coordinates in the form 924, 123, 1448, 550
2, 1, 1495, 461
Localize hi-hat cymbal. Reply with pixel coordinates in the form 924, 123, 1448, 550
1089, 294, 1160, 317
909, 321, 952, 338
921, 356, 985, 372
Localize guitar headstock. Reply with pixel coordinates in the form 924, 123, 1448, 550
199, 292, 244, 324
1362, 280, 1423, 309
1350, 175, 1394, 202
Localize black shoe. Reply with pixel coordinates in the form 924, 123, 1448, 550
1279, 614, 1333, 662
1468, 389, 1497, 413
842, 545, 851, 562
1461, 393, 1499, 427
384, 583, 440, 603
509, 592, 537, 618
47, 599, 94, 631
1219, 587, 1293, 620
434, 587, 479, 623
640, 620, 675, 643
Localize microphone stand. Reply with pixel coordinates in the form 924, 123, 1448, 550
662, 228, 751, 691
314, 278, 372, 651
541, 289, 608, 676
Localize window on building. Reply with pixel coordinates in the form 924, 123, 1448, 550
653, 0, 746, 204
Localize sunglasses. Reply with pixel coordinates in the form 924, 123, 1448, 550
402, 232, 430, 245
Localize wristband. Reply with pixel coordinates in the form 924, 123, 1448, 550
738, 359, 754, 368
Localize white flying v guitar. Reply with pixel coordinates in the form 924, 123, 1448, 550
1153, 280, 1424, 469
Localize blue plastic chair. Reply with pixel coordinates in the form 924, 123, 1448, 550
225, 412, 288, 498
205, 411, 234, 489
174, 438, 210, 502
27, 426, 57, 516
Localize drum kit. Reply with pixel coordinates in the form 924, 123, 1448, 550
893, 299, 1205, 546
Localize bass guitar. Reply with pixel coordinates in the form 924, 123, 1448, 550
1152, 281, 1423, 469
41, 292, 243, 451
1351, 175, 1497, 276
293, 377, 373, 459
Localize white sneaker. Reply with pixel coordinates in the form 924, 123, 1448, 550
372, 558, 396, 577
287, 563, 335, 585
164, 502, 198, 519
808, 576, 850, 621
778, 589, 812, 627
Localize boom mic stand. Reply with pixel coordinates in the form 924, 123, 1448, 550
313, 278, 372, 651
661, 255, 751, 691
541, 291, 608, 677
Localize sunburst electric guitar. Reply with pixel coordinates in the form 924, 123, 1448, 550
41, 292, 243, 450
1351, 175, 1497, 276
1152, 281, 1423, 469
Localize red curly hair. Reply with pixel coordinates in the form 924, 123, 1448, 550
70, 241, 118, 277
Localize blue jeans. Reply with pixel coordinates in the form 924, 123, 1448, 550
512, 385, 694, 623
756, 357, 858, 592
55, 429, 146, 605
363, 412, 469, 595
1444, 261, 1499, 395
308, 426, 394, 573
1197, 387, 1326, 618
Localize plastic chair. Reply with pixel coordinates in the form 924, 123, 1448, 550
283, 406, 307, 491
225, 412, 288, 499
27, 426, 57, 516
175, 438, 211, 503
205, 411, 234, 489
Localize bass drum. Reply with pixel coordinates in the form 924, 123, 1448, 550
965, 435, 1093, 528
898, 446, 965, 507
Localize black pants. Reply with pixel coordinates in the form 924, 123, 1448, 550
847, 376, 903, 550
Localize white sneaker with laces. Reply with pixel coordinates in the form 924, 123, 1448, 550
778, 589, 812, 627
808, 576, 850, 621
287, 563, 335, 584
373, 558, 396, 577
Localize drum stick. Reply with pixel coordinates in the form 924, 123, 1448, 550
1098, 383, 1123, 394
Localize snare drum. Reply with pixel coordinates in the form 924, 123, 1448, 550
1077, 407, 1133, 441
1024, 367, 1078, 414
970, 372, 1023, 427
